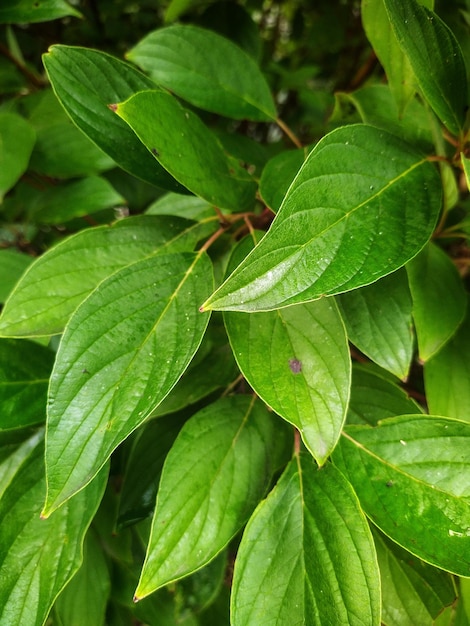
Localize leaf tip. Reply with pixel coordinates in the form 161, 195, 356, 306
133, 595, 140, 604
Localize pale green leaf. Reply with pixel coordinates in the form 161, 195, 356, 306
462, 154, 470, 191
231, 457, 381, 626
338, 269, 414, 379
333, 415, 470, 576
0, 249, 32, 303
202, 125, 441, 312
424, 300, 470, 422
0, 215, 211, 337
0, 0, 80, 23
0, 112, 36, 200
406, 242, 467, 361
0, 431, 107, 626
42, 45, 184, 192
43, 251, 213, 515
135, 396, 292, 599
126, 25, 276, 121
383, 0, 468, 136
224, 297, 350, 465
146, 192, 214, 221
114, 90, 257, 212
0, 338, 54, 430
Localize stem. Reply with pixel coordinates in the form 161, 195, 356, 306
276, 117, 303, 148
198, 226, 226, 253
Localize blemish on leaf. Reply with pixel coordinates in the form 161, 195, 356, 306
289, 358, 302, 374
151, 148, 160, 157
386, 480, 393, 488
107, 103, 118, 111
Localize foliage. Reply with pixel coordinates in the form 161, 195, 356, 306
0, 0, 470, 624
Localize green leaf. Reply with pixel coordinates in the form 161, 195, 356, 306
347, 365, 423, 426
462, 154, 470, 191
424, 300, 470, 422
0, 431, 107, 626
0, 0, 80, 23
0, 338, 54, 429
53, 530, 110, 626
224, 297, 350, 465
0, 215, 210, 337
373, 529, 456, 626
126, 25, 276, 121
43, 251, 213, 516
146, 192, 215, 221
134, 396, 292, 599
259, 148, 307, 212
383, 0, 468, 136
42, 45, 184, 192
114, 90, 257, 212
338, 269, 414, 379
0, 112, 36, 201
333, 415, 470, 576
28, 176, 124, 224
361, 0, 417, 115
0, 249, 32, 303
231, 457, 381, 626
202, 125, 441, 312
406, 242, 467, 362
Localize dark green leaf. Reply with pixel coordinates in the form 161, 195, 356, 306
407, 242, 467, 361
126, 25, 276, 121
0, 250, 32, 303
114, 90, 257, 212
0, 112, 36, 200
134, 396, 292, 598
338, 269, 414, 379
231, 457, 381, 626
0, 338, 54, 429
333, 416, 470, 576
0, 0, 80, 23
42, 45, 184, 192
0, 431, 107, 626
0, 215, 210, 337
43, 251, 213, 515
383, 0, 468, 135
259, 148, 307, 212
202, 125, 441, 312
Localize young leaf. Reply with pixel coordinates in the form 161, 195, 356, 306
338, 269, 414, 379
134, 396, 292, 599
42, 45, 184, 192
0, 215, 210, 337
383, 0, 468, 136
424, 300, 470, 422
0, 112, 36, 200
224, 297, 350, 466
0, 339, 54, 429
43, 251, 213, 516
114, 90, 257, 212
333, 415, 470, 576
0, 431, 107, 626
126, 24, 276, 121
202, 125, 441, 312
231, 457, 381, 626
406, 242, 467, 362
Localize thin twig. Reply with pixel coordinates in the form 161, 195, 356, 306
276, 117, 303, 148
0, 42, 44, 88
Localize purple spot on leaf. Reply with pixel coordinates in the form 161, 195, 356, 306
289, 358, 302, 374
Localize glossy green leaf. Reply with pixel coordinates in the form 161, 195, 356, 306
347, 365, 423, 426
202, 125, 441, 312
0, 0, 80, 23
146, 192, 215, 221
407, 242, 467, 362
126, 25, 276, 121
0, 112, 36, 200
114, 90, 257, 212
42, 45, 184, 192
338, 269, 414, 379
462, 154, 470, 191
225, 297, 350, 465
361, 0, 417, 115
231, 457, 381, 626
0, 215, 210, 337
424, 301, 470, 422
0, 338, 54, 429
333, 415, 470, 576
0, 431, 107, 626
28, 176, 124, 224
53, 530, 110, 626
134, 396, 292, 599
0, 250, 32, 303
383, 0, 468, 136
373, 529, 456, 626
43, 251, 213, 515
259, 148, 307, 212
